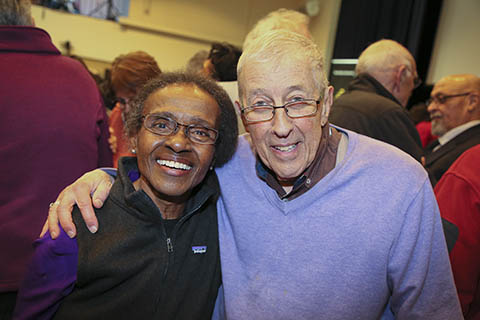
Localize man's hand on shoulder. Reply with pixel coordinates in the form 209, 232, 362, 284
40, 169, 114, 239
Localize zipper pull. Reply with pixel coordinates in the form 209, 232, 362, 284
166, 237, 174, 253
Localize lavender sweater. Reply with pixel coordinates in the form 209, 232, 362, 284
214, 131, 462, 319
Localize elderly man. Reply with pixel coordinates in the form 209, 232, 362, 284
424, 74, 480, 185
47, 31, 461, 319
0, 0, 112, 316
329, 39, 424, 161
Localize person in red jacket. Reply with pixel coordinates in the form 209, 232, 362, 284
435, 144, 480, 320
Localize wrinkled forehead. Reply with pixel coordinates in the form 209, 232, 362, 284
238, 53, 318, 101
433, 77, 470, 96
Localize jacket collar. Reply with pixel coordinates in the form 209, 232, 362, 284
0, 26, 60, 54
425, 123, 480, 165
348, 73, 402, 106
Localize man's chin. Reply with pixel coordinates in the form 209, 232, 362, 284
431, 123, 446, 137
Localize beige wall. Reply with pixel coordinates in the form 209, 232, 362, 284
309, 0, 342, 75
427, 0, 480, 83
31, 1, 340, 75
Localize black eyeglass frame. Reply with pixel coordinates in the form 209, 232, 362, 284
141, 114, 219, 145
240, 98, 321, 123
426, 92, 471, 106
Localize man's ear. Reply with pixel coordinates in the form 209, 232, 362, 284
235, 100, 249, 133
320, 86, 334, 126
392, 65, 407, 93
467, 93, 479, 112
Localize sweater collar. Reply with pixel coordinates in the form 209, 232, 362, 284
113, 157, 219, 222
0, 26, 60, 54
348, 73, 402, 106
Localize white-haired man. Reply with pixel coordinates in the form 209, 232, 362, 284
329, 39, 424, 161
46, 31, 461, 319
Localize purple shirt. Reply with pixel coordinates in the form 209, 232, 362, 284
13, 229, 77, 320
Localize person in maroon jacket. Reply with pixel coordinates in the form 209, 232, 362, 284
0, 0, 112, 317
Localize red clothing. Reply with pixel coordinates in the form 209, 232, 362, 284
435, 144, 480, 319
416, 121, 437, 148
109, 105, 135, 168
0, 26, 112, 292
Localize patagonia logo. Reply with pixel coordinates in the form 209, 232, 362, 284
192, 246, 207, 254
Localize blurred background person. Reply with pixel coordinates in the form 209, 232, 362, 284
243, 8, 311, 49
434, 144, 480, 319
202, 42, 244, 134
109, 51, 161, 167
0, 0, 112, 317
186, 50, 209, 75
203, 42, 241, 82
329, 39, 424, 162
424, 73, 480, 185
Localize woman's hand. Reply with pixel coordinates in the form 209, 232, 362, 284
41, 169, 114, 239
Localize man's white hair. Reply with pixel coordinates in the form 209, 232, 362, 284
243, 8, 311, 50
355, 39, 413, 77
238, 29, 327, 101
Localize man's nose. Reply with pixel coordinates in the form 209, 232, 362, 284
271, 108, 294, 138
427, 100, 437, 113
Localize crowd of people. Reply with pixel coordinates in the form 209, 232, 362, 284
1, 0, 479, 319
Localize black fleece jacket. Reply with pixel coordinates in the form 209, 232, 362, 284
54, 157, 221, 320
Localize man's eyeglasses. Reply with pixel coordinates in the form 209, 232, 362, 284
241, 98, 321, 123
406, 67, 422, 89
413, 76, 422, 89
426, 92, 471, 106
142, 114, 218, 145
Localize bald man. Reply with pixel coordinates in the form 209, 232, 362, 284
329, 39, 424, 161
424, 74, 480, 185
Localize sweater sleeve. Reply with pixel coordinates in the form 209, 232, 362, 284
387, 179, 463, 319
12, 229, 78, 320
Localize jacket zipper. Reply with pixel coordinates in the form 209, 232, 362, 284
166, 237, 173, 253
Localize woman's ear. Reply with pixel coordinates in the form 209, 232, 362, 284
130, 138, 137, 154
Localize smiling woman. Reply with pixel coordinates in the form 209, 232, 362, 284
13, 72, 238, 320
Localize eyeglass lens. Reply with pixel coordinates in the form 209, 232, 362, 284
143, 115, 217, 144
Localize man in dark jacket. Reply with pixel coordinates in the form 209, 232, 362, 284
329, 39, 423, 162
424, 73, 480, 185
